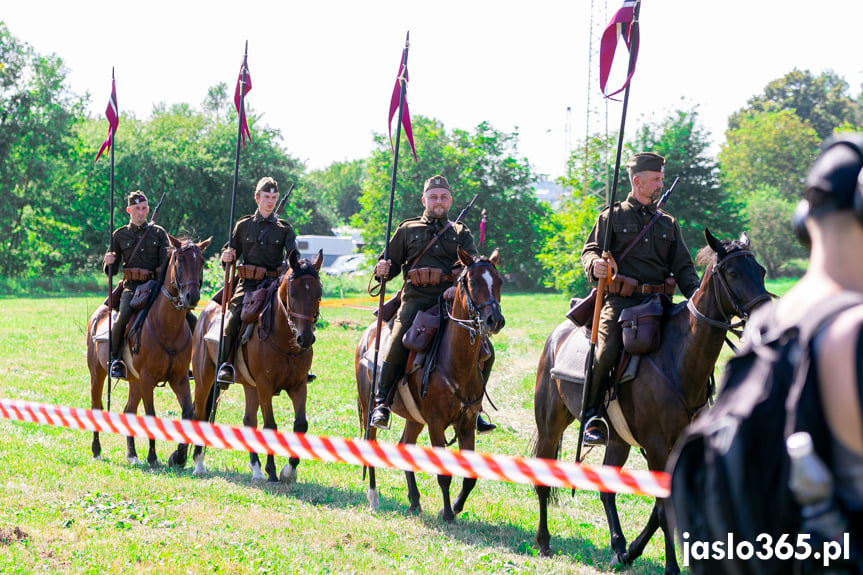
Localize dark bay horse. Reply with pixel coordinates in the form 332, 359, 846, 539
86, 235, 211, 467
533, 230, 770, 574
355, 247, 505, 521
190, 249, 323, 483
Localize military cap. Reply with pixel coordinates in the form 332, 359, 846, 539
256, 176, 279, 194
423, 175, 451, 193
127, 191, 148, 206
626, 152, 665, 174
804, 135, 863, 214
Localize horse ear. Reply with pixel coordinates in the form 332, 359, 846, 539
704, 228, 725, 257
288, 249, 300, 270
198, 236, 213, 251
311, 249, 324, 271
489, 248, 500, 266
739, 231, 750, 249
169, 234, 181, 249
457, 246, 473, 267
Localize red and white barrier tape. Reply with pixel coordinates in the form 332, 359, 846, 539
0, 398, 669, 497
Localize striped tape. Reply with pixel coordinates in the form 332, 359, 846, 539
0, 398, 669, 497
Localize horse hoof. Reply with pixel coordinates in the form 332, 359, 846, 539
93, 454, 102, 461
437, 509, 455, 523
128, 456, 141, 466
167, 452, 186, 469
249, 462, 265, 481
538, 545, 553, 558
408, 504, 422, 516
279, 465, 297, 484
367, 489, 379, 511
192, 455, 206, 476
610, 552, 628, 568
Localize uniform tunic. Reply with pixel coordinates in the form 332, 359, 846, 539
378, 213, 477, 366
581, 194, 700, 387
223, 210, 298, 338
103, 222, 170, 355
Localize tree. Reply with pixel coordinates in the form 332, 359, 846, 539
536, 195, 601, 294
355, 116, 551, 287
719, 109, 820, 201
307, 159, 366, 227
0, 23, 88, 276
740, 186, 807, 277
728, 69, 862, 139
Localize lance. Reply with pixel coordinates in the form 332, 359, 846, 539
209, 41, 250, 424
106, 74, 117, 411
364, 31, 411, 442
576, 0, 642, 464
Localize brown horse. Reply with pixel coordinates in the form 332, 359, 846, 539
533, 230, 770, 574
355, 247, 505, 521
190, 249, 323, 482
86, 235, 212, 467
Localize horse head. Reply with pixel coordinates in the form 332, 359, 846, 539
693, 229, 770, 327
166, 235, 212, 310
454, 246, 505, 335
283, 248, 323, 349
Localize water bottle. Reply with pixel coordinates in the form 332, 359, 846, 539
787, 431, 848, 543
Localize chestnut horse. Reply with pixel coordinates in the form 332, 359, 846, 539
190, 249, 323, 483
355, 247, 505, 521
533, 230, 770, 574
86, 235, 211, 467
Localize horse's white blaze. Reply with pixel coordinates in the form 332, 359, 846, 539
367, 487, 379, 511
280, 464, 297, 483
481, 269, 495, 299
192, 453, 206, 476
249, 461, 265, 481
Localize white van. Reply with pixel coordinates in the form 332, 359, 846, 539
296, 235, 356, 267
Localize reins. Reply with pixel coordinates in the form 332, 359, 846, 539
446, 261, 501, 346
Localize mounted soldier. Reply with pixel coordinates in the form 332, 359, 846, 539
369, 174, 495, 434
102, 190, 172, 380
580, 152, 700, 444
216, 176, 298, 384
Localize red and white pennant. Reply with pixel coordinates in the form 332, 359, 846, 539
0, 398, 669, 498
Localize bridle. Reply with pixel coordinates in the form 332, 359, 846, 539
447, 260, 501, 345
687, 249, 771, 335
264, 268, 320, 356
160, 244, 203, 310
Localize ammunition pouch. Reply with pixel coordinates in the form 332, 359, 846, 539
606, 274, 638, 297
122, 267, 153, 283
619, 296, 664, 355
403, 305, 440, 352
130, 279, 158, 311
236, 264, 267, 281
407, 267, 442, 287
664, 277, 677, 296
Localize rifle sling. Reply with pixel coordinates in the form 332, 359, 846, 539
615, 209, 664, 265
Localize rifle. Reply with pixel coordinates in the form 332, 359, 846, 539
255, 183, 295, 243
575, 0, 642, 464
150, 191, 167, 224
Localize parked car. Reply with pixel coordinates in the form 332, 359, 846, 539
322, 253, 369, 276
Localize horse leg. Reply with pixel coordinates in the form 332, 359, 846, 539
280, 382, 308, 483
366, 426, 380, 511
90, 357, 107, 460
242, 385, 265, 481
534, 377, 576, 556
139, 377, 160, 468
256, 390, 280, 483
426, 422, 457, 522
602, 437, 632, 567
123, 383, 144, 465
452, 416, 478, 516
167, 374, 194, 469
400, 420, 425, 515
191, 365, 215, 476
622, 449, 680, 574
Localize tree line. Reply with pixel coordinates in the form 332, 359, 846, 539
2, 22, 861, 293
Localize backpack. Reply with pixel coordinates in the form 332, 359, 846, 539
668, 293, 863, 575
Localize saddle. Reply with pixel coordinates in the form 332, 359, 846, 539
240, 278, 282, 343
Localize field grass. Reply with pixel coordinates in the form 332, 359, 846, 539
0, 279, 795, 574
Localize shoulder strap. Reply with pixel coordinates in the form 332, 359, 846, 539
406, 221, 454, 272
616, 210, 663, 264
126, 224, 153, 267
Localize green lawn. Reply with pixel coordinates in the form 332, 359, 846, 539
0, 279, 794, 574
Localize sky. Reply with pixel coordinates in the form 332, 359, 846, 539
4, 1, 863, 182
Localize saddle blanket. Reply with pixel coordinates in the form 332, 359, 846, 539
549, 327, 590, 384
91, 311, 140, 380
205, 310, 256, 387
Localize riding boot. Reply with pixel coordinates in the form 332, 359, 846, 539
476, 413, 496, 435
216, 335, 235, 385
370, 361, 403, 431
109, 319, 127, 379
583, 374, 609, 445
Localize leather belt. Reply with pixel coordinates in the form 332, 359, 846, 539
637, 282, 666, 294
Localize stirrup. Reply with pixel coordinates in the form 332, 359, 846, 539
109, 359, 127, 380
583, 415, 609, 446
216, 363, 235, 389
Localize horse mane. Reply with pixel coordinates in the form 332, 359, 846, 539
291, 258, 320, 279
695, 236, 748, 267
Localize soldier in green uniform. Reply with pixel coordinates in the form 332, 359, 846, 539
103, 191, 171, 379
369, 174, 496, 434
217, 176, 298, 383
580, 152, 700, 444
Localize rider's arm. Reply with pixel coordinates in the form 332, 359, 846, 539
581, 211, 607, 282
817, 304, 863, 455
